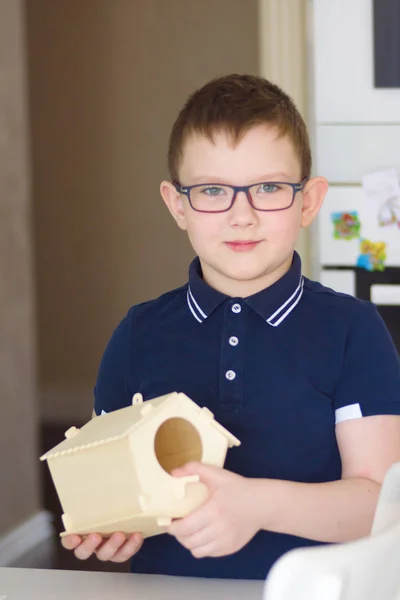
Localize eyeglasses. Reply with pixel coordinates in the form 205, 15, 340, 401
173, 178, 308, 213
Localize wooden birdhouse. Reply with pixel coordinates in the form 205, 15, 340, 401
40, 391, 241, 539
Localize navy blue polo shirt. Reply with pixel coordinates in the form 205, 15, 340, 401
94, 251, 400, 579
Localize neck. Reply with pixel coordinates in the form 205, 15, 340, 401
200, 253, 294, 298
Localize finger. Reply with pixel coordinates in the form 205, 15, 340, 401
171, 462, 200, 477
94, 532, 128, 561
172, 462, 222, 486
74, 533, 103, 560
168, 504, 215, 538
110, 533, 144, 563
61, 534, 82, 550
175, 526, 215, 552
190, 541, 218, 559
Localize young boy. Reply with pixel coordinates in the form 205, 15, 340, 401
62, 74, 400, 579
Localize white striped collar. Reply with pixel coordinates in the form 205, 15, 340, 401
186, 257, 226, 323
187, 285, 208, 323
186, 253, 304, 326
266, 276, 304, 327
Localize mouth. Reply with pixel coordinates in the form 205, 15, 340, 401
224, 240, 262, 252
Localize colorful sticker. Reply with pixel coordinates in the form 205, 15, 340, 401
356, 239, 386, 272
331, 211, 361, 240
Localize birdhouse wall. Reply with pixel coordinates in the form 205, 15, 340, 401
130, 404, 230, 515
48, 437, 141, 532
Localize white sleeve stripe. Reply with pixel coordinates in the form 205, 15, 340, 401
335, 403, 363, 424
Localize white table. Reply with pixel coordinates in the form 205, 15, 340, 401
0, 567, 265, 600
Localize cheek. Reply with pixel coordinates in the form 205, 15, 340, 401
263, 209, 302, 240
186, 214, 222, 247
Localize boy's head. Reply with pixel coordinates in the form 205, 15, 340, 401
168, 74, 311, 183
161, 74, 327, 298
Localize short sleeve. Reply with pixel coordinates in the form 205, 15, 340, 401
333, 301, 400, 424
93, 308, 134, 416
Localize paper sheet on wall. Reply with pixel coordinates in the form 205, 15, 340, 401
362, 168, 400, 228
362, 168, 400, 204
358, 168, 400, 269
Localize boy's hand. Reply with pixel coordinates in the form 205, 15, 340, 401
167, 462, 260, 558
61, 532, 143, 562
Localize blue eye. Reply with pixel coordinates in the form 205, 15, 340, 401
258, 183, 279, 193
201, 186, 226, 196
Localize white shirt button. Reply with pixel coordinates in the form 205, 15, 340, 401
232, 303, 241, 314
225, 370, 236, 381
229, 336, 239, 346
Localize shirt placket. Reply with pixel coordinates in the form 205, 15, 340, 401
219, 300, 246, 412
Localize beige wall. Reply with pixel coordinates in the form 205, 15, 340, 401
26, 0, 259, 423
0, 0, 40, 536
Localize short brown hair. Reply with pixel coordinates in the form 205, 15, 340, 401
168, 74, 311, 181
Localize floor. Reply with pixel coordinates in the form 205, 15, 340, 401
40, 422, 129, 573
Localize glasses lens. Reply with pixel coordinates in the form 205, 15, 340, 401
190, 184, 234, 212
249, 183, 294, 210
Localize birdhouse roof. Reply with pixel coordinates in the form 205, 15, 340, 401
40, 392, 240, 461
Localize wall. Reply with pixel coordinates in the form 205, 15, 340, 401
0, 0, 40, 536
25, 0, 259, 423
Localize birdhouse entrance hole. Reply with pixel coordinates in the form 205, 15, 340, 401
154, 418, 202, 474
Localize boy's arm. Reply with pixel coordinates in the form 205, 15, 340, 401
253, 414, 400, 543
262, 302, 400, 543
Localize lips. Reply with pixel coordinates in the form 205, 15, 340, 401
225, 241, 261, 252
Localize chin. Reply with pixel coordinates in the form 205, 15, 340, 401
221, 264, 270, 282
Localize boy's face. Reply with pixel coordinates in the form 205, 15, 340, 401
161, 124, 327, 297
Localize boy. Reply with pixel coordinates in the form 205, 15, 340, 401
62, 74, 400, 579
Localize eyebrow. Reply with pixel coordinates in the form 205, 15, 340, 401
189, 172, 294, 183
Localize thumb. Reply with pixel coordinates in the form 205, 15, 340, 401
171, 461, 223, 489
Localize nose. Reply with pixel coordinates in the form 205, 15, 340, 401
227, 190, 258, 227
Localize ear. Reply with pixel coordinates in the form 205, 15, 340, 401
160, 180, 188, 231
300, 176, 328, 228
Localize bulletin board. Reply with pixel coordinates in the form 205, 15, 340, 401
319, 184, 400, 269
